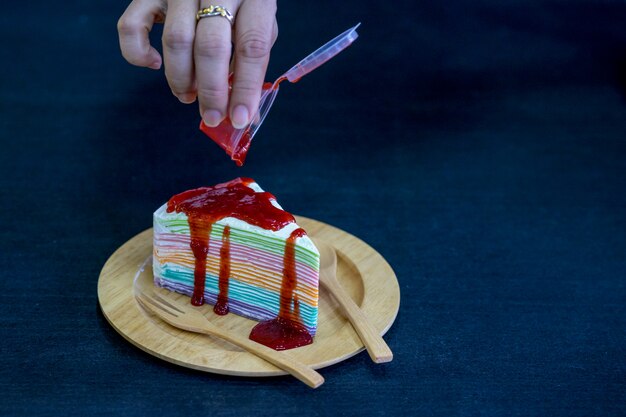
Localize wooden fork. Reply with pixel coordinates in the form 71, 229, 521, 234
135, 291, 324, 388
313, 238, 393, 363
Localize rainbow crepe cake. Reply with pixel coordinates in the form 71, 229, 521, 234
152, 177, 319, 348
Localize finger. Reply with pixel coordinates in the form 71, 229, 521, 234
230, 1, 277, 129
194, 2, 238, 127
271, 18, 278, 45
117, 0, 165, 69
162, 0, 199, 103
231, 19, 276, 76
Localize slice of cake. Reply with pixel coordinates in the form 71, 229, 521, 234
152, 177, 319, 349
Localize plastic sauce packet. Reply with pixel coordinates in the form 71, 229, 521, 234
199, 24, 360, 166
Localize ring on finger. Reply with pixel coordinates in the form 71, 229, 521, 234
196, 5, 234, 25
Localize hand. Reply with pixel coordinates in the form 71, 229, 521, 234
117, 0, 278, 129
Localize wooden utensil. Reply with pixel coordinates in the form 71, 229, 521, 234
134, 290, 325, 388
314, 239, 394, 363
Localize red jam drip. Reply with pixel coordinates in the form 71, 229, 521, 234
293, 293, 301, 321
167, 179, 313, 350
214, 225, 231, 315
249, 228, 313, 350
188, 218, 211, 306
199, 78, 281, 166
279, 227, 307, 321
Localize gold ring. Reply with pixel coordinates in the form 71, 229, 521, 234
196, 5, 234, 25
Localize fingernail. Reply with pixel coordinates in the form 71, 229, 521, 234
177, 93, 196, 104
231, 105, 249, 129
148, 61, 161, 70
203, 110, 223, 127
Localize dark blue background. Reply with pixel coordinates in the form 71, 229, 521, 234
1, 0, 625, 415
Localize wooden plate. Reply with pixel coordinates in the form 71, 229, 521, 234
98, 216, 400, 376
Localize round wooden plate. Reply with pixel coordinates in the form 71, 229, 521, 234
98, 216, 400, 376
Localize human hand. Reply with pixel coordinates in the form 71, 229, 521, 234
117, 0, 278, 129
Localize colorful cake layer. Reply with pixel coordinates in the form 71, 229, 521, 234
153, 178, 320, 338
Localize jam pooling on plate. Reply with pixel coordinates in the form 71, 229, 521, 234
166, 178, 313, 349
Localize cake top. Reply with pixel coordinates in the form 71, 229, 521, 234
166, 177, 296, 231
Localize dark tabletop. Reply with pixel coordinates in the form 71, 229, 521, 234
1, 0, 625, 416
